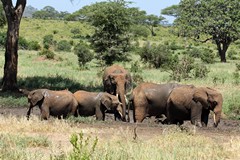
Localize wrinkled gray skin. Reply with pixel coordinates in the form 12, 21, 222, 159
130, 82, 181, 123
167, 86, 223, 127
26, 89, 78, 120
103, 64, 132, 122
73, 90, 123, 121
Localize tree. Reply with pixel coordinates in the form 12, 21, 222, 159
161, 5, 179, 18
175, 0, 240, 62
89, 0, 132, 65
32, 6, 59, 19
1, 0, 26, 91
144, 14, 165, 36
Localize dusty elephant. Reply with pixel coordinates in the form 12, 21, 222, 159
73, 90, 123, 121
130, 82, 181, 123
26, 89, 78, 120
103, 64, 132, 122
167, 86, 223, 127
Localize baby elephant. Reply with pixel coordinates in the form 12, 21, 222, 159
26, 89, 78, 120
73, 90, 123, 121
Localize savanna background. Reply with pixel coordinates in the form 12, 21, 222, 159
0, 0, 240, 159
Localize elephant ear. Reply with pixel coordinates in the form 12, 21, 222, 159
29, 90, 46, 106
125, 73, 133, 94
192, 87, 209, 109
101, 94, 113, 110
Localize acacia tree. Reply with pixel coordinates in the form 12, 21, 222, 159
175, 0, 240, 62
1, 0, 26, 91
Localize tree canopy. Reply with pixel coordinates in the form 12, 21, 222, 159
175, 0, 240, 62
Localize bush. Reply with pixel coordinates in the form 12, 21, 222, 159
200, 48, 215, 64
228, 49, 239, 60
187, 47, 203, 58
28, 41, 41, 50
56, 40, 72, 52
74, 42, 94, 69
130, 61, 144, 84
18, 37, 29, 50
138, 42, 178, 68
131, 25, 150, 38
38, 49, 55, 59
169, 55, 195, 81
192, 63, 209, 79
43, 34, 55, 49
0, 32, 6, 48
69, 132, 98, 160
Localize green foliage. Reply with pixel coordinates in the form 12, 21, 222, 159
69, 132, 98, 160
74, 42, 94, 69
38, 48, 55, 59
176, 0, 240, 62
89, 1, 133, 65
200, 48, 215, 64
186, 47, 202, 58
56, 40, 72, 52
0, 31, 6, 48
130, 61, 143, 84
0, 2, 6, 28
18, 37, 29, 50
227, 49, 239, 60
28, 41, 41, 51
138, 42, 178, 68
130, 25, 150, 38
71, 28, 81, 38
169, 55, 195, 81
192, 63, 209, 79
43, 34, 55, 49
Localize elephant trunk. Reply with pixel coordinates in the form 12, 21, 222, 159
117, 85, 127, 122
213, 107, 222, 127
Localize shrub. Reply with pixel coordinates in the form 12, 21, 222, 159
200, 48, 215, 64
56, 40, 72, 52
187, 47, 202, 58
43, 34, 55, 49
130, 25, 150, 38
0, 32, 6, 48
138, 42, 178, 68
192, 63, 209, 79
18, 37, 29, 50
169, 55, 195, 81
38, 48, 55, 59
28, 41, 41, 50
130, 61, 144, 84
228, 49, 239, 60
74, 42, 94, 69
69, 132, 98, 160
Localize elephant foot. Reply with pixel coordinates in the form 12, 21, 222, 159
195, 121, 202, 127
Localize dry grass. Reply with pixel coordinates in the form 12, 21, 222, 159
0, 116, 239, 159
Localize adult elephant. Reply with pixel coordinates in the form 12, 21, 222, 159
130, 82, 181, 123
167, 86, 223, 127
103, 64, 132, 122
26, 89, 78, 120
73, 90, 123, 121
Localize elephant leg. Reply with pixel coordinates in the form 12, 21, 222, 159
96, 106, 104, 121
201, 109, 210, 127
40, 106, 50, 120
134, 106, 147, 123
190, 101, 202, 127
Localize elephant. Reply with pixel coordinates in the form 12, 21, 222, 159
130, 82, 181, 123
103, 64, 132, 122
26, 89, 78, 120
73, 90, 123, 121
166, 85, 223, 127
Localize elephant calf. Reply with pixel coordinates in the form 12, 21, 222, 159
73, 90, 123, 121
26, 89, 78, 120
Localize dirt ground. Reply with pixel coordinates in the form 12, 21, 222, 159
0, 106, 239, 141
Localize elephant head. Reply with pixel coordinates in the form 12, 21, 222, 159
193, 87, 223, 127
100, 93, 123, 119
105, 72, 132, 121
27, 89, 47, 119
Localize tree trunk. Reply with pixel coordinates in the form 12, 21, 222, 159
1, 0, 26, 91
216, 40, 230, 63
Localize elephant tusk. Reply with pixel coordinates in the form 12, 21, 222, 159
124, 95, 128, 104
213, 113, 216, 125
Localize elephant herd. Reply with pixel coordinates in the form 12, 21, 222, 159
23, 64, 223, 128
